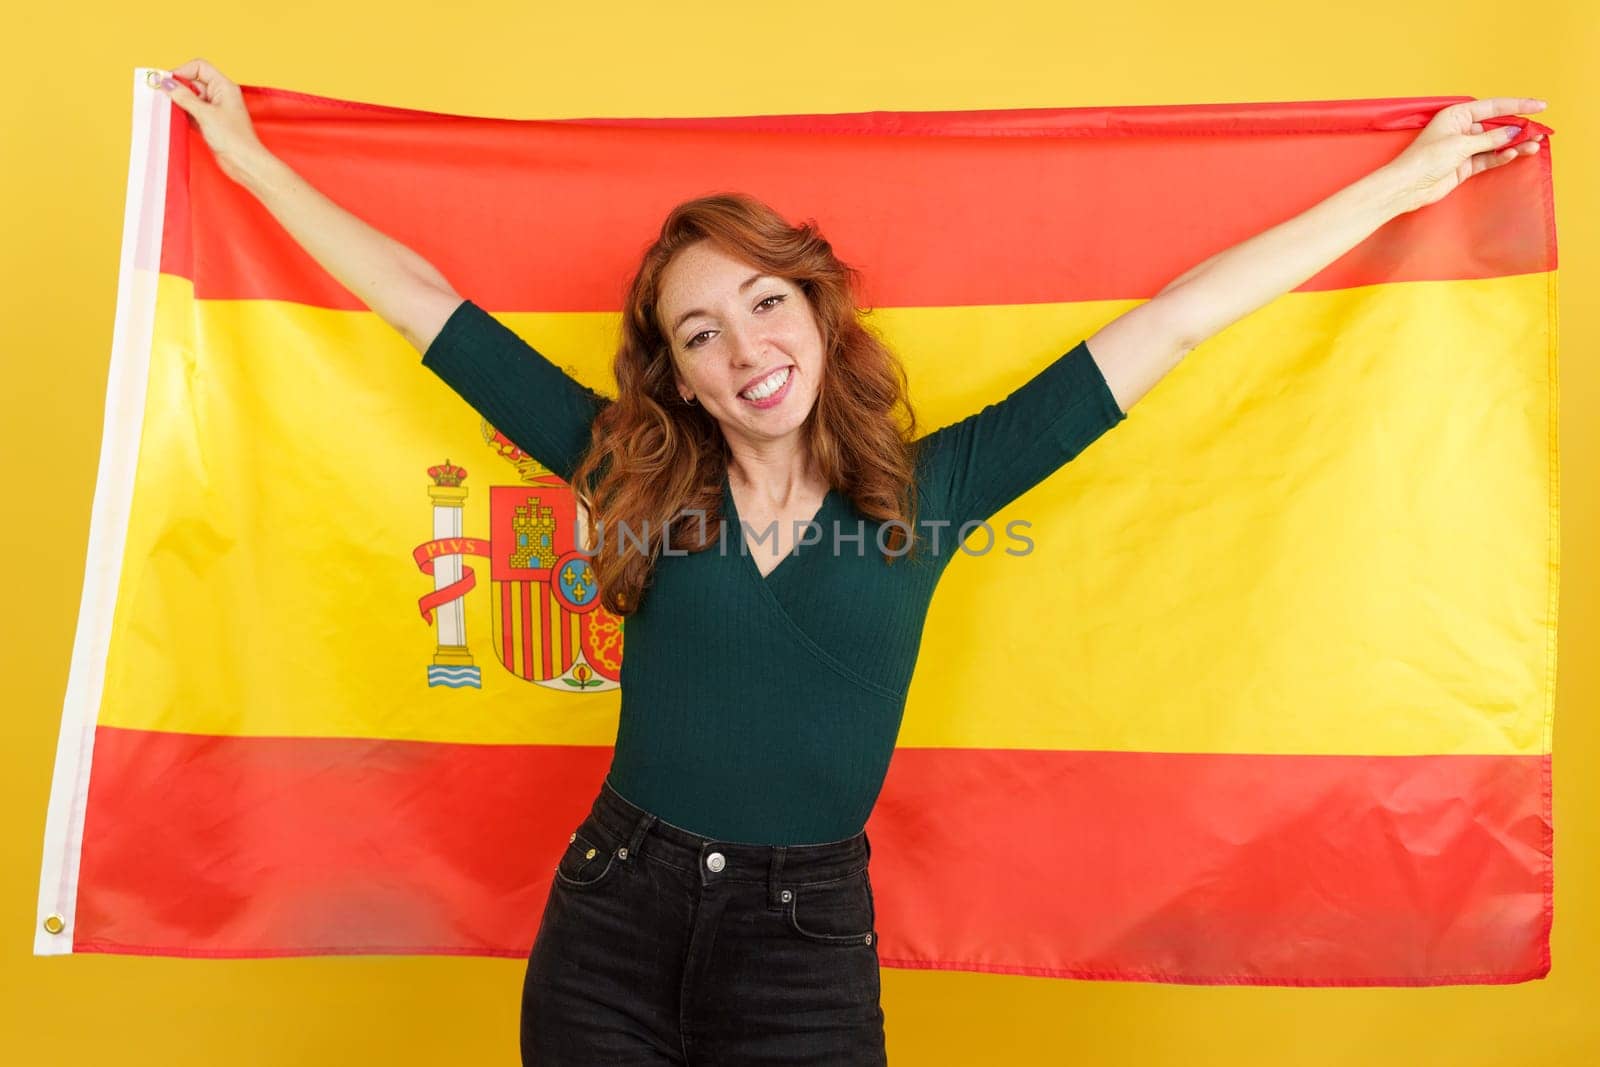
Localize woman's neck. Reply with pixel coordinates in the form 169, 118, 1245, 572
725, 444, 825, 508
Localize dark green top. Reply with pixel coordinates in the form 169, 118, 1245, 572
423, 300, 1126, 844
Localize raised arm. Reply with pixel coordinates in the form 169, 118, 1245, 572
157, 58, 461, 352
1086, 97, 1547, 416
157, 58, 610, 481
924, 97, 1551, 531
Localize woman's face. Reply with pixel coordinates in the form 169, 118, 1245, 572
656, 240, 825, 455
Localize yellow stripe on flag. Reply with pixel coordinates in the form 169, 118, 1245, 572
103, 271, 1554, 758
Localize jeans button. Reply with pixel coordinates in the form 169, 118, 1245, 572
706, 851, 726, 873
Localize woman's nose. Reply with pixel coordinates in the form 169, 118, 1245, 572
726, 322, 765, 366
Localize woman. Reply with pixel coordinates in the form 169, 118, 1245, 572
156, 59, 1545, 1065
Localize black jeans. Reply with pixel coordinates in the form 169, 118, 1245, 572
521, 776, 887, 1065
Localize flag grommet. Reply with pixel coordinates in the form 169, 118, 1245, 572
42, 914, 66, 935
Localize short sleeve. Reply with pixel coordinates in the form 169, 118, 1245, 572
421, 299, 610, 483
914, 338, 1125, 529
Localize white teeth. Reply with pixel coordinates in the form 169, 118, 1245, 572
741, 366, 791, 401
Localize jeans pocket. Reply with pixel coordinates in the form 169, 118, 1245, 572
552, 819, 621, 891
786, 867, 876, 946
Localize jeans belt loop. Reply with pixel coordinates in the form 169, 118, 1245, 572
624, 812, 656, 862
768, 846, 788, 906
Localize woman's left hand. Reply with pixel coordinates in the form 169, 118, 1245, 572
1387, 97, 1547, 214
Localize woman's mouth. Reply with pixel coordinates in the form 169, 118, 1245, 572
738, 366, 793, 409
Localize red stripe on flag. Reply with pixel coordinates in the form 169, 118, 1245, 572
74, 727, 1549, 982
76, 726, 607, 957
872, 747, 1551, 985
155, 92, 1555, 310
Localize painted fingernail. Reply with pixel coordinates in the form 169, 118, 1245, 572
160, 77, 176, 91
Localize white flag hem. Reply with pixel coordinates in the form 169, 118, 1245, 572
34, 68, 173, 957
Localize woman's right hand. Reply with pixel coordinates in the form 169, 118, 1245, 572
151, 57, 462, 350
157, 58, 266, 185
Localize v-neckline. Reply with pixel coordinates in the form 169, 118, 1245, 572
722, 470, 833, 584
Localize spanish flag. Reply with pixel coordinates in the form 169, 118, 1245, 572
36, 71, 1558, 986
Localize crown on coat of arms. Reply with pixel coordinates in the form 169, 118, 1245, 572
427, 460, 468, 488
481, 422, 559, 484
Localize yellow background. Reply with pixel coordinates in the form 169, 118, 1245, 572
4, 1, 1593, 1063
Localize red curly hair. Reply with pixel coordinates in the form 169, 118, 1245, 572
568, 192, 926, 615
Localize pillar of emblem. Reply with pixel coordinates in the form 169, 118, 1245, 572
427, 461, 475, 670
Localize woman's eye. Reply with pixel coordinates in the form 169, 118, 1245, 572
684, 295, 785, 349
